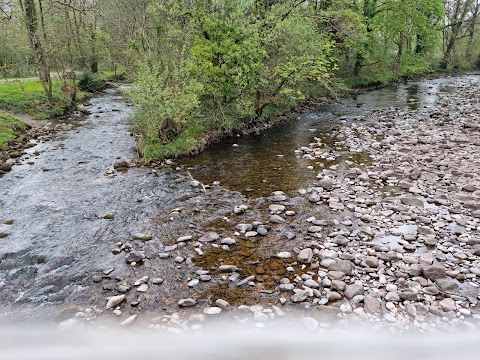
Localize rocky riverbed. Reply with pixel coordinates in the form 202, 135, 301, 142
1, 77, 480, 334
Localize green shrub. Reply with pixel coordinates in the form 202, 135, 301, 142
78, 72, 106, 92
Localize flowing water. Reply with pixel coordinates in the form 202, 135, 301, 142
0, 88, 203, 321
0, 75, 477, 322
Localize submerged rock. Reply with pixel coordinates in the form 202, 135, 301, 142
106, 295, 126, 309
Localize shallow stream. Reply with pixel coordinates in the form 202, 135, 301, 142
0, 75, 477, 322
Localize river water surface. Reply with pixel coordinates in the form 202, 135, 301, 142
182, 76, 464, 196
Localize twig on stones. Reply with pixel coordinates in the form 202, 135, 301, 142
187, 170, 207, 195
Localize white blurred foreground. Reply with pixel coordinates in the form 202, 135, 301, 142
1, 325, 479, 360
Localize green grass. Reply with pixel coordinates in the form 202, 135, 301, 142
0, 113, 29, 149
0, 79, 87, 119
98, 69, 126, 81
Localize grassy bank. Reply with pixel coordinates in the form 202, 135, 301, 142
0, 112, 29, 149
135, 65, 445, 163
0, 79, 88, 119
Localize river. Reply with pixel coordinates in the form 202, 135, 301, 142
0, 74, 478, 325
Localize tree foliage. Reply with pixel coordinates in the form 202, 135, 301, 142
1, 0, 480, 155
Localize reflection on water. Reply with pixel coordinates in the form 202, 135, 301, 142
182, 76, 474, 196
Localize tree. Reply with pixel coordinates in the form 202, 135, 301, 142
19, 0, 53, 104
441, 0, 476, 68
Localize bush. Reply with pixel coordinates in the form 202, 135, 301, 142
78, 72, 106, 92
129, 62, 202, 144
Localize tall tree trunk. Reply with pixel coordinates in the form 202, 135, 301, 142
415, 33, 425, 54
72, 6, 87, 69
441, 0, 475, 69
465, 2, 480, 63
353, 53, 363, 76
37, 0, 52, 100
19, 0, 53, 104
89, 27, 98, 73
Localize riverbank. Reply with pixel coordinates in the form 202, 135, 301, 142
139, 69, 480, 164
0, 112, 31, 174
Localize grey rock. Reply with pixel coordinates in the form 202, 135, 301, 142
327, 291, 342, 301
164, 245, 177, 252
270, 215, 286, 223
218, 265, 239, 272
137, 284, 148, 292
422, 264, 447, 280
399, 291, 418, 301
364, 296, 381, 314
298, 248, 313, 264
125, 250, 145, 263
272, 305, 286, 317
400, 197, 423, 207
254, 311, 269, 322
257, 227, 268, 236
344, 284, 364, 299
423, 286, 440, 295
308, 226, 323, 233
365, 256, 379, 268
435, 278, 459, 293
188, 279, 199, 287
319, 177, 333, 190
221, 237, 236, 245
215, 299, 231, 310
331, 280, 346, 291
328, 271, 346, 280
106, 295, 126, 309
340, 302, 353, 313
269, 204, 286, 214
406, 303, 417, 318
328, 259, 354, 275
200, 275, 212, 282
203, 307, 223, 315
329, 201, 345, 210
462, 184, 477, 192
199, 232, 220, 242
385, 292, 400, 302
332, 235, 349, 245
152, 278, 164, 285
117, 285, 130, 293
177, 235, 193, 243
120, 314, 138, 326
439, 298, 457, 312
134, 277, 149, 285
236, 224, 253, 232
131, 233, 153, 241
178, 298, 197, 307
291, 290, 310, 303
